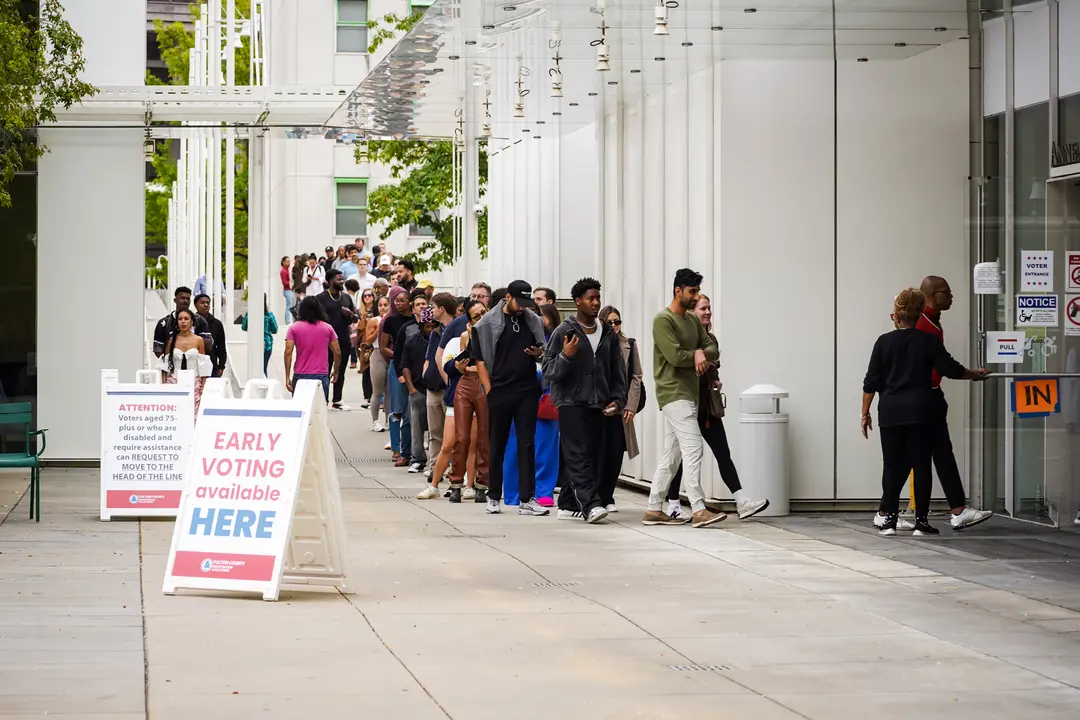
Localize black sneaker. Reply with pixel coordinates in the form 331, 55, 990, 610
878, 512, 899, 537
474, 489, 488, 503
913, 517, 940, 536
443, 489, 451, 497
448, 487, 462, 503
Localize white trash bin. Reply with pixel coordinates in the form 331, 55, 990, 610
739, 384, 790, 517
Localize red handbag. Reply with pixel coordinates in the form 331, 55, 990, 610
537, 393, 559, 421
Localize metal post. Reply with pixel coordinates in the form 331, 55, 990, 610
968, 0, 986, 508
248, 132, 267, 380
462, 94, 480, 288
1004, 0, 1017, 516
225, 0, 236, 324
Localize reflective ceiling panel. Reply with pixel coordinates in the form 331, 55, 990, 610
326, 0, 968, 140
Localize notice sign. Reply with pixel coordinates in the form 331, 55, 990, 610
1017, 295, 1059, 327
1067, 295, 1080, 337
973, 261, 1003, 294
163, 379, 352, 601
1067, 252, 1080, 293
100, 371, 194, 520
986, 331, 1026, 364
1021, 250, 1054, 292
1011, 377, 1060, 418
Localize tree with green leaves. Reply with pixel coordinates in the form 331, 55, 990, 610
0, 0, 97, 206
358, 140, 487, 274
146, 1, 253, 287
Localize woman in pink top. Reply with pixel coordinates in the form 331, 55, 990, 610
284, 296, 340, 402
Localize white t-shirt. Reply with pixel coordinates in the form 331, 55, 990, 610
351, 271, 376, 290
303, 265, 325, 296
584, 326, 602, 354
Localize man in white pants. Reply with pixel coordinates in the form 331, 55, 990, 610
643, 268, 727, 529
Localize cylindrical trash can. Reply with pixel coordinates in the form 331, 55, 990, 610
739, 384, 790, 517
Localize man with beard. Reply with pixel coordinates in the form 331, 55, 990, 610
317, 269, 358, 410
153, 286, 212, 357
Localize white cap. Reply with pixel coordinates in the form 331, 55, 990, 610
379, 254, 392, 268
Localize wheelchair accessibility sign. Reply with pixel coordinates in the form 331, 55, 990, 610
1016, 295, 1059, 327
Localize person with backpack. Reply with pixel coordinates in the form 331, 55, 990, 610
596, 305, 643, 515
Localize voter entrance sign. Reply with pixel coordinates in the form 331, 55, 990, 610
162, 378, 352, 601
1011, 377, 1060, 418
100, 369, 195, 520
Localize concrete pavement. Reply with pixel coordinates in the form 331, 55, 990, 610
3, 374, 1080, 718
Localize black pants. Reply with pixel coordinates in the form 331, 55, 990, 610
597, 413, 625, 508
556, 407, 607, 515
878, 423, 933, 516
929, 390, 967, 509
328, 337, 349, 404
488, 387, 539, 503
669, 414, 742, 501
362, 368, 373, 401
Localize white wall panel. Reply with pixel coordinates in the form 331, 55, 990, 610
664, 79, 690, 275
1014, 1, 1050, 110
640, 89, 668, 470
558, 127, 599, 287
719, 60, 836, 501
983, 17, 1007, 117
836, 41, 970, 501
61, 0, 145, 86
1062, 0, 1080, 98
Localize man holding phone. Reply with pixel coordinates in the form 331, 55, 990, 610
542, 277, 628, 524
473, 280, 548, 516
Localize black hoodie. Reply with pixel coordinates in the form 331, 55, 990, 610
541, 318, 628, 411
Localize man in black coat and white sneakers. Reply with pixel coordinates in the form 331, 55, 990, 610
542, 277, 628, 525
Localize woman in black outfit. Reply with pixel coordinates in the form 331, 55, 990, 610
862, 288, 988, 536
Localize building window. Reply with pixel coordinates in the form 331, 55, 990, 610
336, 0, 367, 53
410, 0, 434, 10
336, 179, 367, 236
409, 222, 436, 236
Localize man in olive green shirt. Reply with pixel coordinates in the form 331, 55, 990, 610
644, 269, 726, 529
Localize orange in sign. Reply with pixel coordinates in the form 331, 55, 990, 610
1012, 377, 1060, 417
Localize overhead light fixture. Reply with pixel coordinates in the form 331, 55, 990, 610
654, 0, 669, 36
550, 22, 564, 97
143, 129, 155, 161
514, 53, 529, 118
514, 104, 525, 118
593, 4, 611, 71
596, 45, 610, 72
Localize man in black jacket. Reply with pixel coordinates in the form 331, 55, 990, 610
316, 270, 358, 410
153, 286, 212, 357
542, 277, 628, 525
193, 293, 227, 377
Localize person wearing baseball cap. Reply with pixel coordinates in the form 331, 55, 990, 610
373, 254, 394, 280
472, 280, 548, 516
321, 246, 336, 274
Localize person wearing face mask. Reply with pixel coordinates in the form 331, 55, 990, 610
472, 280, 548, 516
666, 293, 771, 522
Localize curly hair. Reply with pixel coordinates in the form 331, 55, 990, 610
570, 277, 601, 300
893, 288, 925, 325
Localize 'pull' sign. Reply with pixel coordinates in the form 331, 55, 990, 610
1011, 377, 1060, 418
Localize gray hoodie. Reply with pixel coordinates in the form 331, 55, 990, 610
471, 299, 546, 380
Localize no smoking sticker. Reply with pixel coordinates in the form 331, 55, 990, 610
1068, 252, 1080, 293
1066, 295, 1080, 336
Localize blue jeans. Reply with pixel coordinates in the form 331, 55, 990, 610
283, 289, 295, 324
388, 361, 412, 457
294, 373, 329, 402
263, 347, 272, 376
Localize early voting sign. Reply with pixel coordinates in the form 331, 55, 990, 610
100, 369, 194, 520
162, 378, 352, 601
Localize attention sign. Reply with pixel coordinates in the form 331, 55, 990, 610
1011, 377, 1060, 418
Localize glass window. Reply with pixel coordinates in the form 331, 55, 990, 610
409, 223, 435, 236
336, 179, 367, 236
1060, 93, 1080, 152
336, 0, 367, 53
0, 173, 37, 452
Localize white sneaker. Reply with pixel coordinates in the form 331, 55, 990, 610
485, 498, 502, 514
735, 497, 770, 520
586, 506, 609, 524
950, 507, 993, 530
371, 422, 387, 433
874, 513, 915, 531
518, 499, 550, 516
408, 462, 424, 474
605, 503, 618, 513
1075, 510, 1080, 526
332, 403, 352, 411
416, 486, 440, 500
384, 441, 392, 450
462, 487, 476, 501
557, 509, 583, 521
668, 502, 691, 521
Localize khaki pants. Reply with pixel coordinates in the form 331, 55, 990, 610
426, 389, 445, 468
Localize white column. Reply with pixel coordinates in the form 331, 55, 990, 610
247, 134, 268, 380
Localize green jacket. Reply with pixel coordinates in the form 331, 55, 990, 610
242, 311, 279, 353
651, 308, 719, 410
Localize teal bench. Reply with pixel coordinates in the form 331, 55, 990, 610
0, 403, 47, 521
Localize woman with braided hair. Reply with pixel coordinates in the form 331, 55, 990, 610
861, 288, 988, 536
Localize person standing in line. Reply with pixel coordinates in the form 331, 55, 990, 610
373, 254, 394, 280
356, 287, 376, 400
316, 269, 359, 410
644, 268, 727, 529
665, 294, 771, 521
284, 296, 340, 403
291, 255, 307, 309
367, 293, 392, 432
280, 256, 295, 325
421, 294, 458, 481
392, 291, 428, 468
543, 278, 627, 524
353, 237, 374, 264
862, 288, 988, 535
304, 254, 326, 297
474, 281, 548, 516
339, 247, 360, 281
193, 293, 227, 378
331, 246, 348, 271
351, 254, 376, 290
379, 287, 414, 465
444, 299, 490, 503
395, 258, 419, 293
595, 305, 642, 515
241, 294, 279, 376
344, 278, 363, 371
321, 246, 338, 274
154, 286, 212, 358
897, 275, 993, 531
533, 287, 556, 306
402, 307, 438, 475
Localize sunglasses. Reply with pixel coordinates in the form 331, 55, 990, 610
607, 319, 622, 326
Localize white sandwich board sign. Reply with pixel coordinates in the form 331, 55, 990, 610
100, 369, 195, 520
162, 378, 352, 601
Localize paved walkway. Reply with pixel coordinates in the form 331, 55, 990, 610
3, 377, 1080, 718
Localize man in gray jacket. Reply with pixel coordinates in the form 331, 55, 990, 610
473, 280, 548, 516
542, 277, 627, 525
